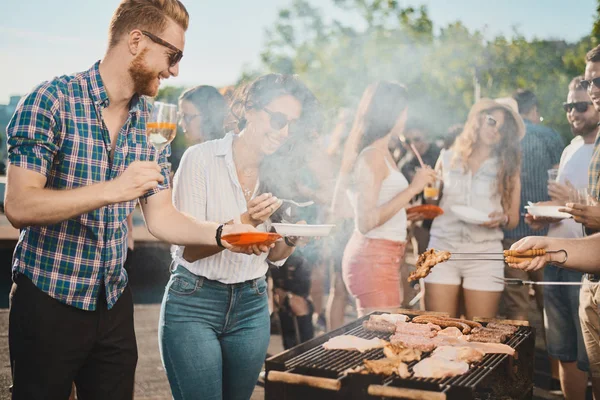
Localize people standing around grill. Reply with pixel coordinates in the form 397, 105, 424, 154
5, 1, 266, 398
158, 73, 321, 400
501, 90, 565, 321
424, 98, 523, 320
525, 76, 597, 399
338, 81, 437, 317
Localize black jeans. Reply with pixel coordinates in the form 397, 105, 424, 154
9, 274, 138, 400
278, 300, 315, 350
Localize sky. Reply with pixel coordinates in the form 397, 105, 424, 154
0, 0, 597, 104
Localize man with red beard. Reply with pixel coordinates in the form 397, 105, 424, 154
4, 1, 264, 398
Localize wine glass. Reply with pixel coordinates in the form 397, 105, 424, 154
147, 101, 177, 189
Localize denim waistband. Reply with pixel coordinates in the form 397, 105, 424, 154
170, 262, 265, 288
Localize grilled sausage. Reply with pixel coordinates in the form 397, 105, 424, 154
411, 316, 471, 334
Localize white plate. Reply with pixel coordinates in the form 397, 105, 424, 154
271, 223, 335, 237
450, 205, 491, 225
525, 205, 572, 220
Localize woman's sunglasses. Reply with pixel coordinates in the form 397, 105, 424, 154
141, 30, 183, 68
562, 101, 593, 113
178, 112, 201, 125
579, 78, 600, 92
485, 114, 498, 127
263, 108, 298, 132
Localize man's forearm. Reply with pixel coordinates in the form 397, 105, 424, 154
5, 181, 114, 228
147, 206, 220, 246
547, 235, 600, 272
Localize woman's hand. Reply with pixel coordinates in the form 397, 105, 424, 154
408, 167, 437, 193
407, 212, 427, 222
524, 213, 559, 231
221, 223, 274, 255
241, 193, 282, 227
480, 211, 507, 229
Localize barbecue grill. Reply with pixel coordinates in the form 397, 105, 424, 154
265, 311, 535, 399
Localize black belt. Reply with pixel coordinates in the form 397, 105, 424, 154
586, 274, 600, 282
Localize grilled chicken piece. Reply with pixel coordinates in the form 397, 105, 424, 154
432, 346, 485, 363
412, 357, 469, 379
408, 249, 451, 282
383, 343, 423, 362
363, 358, 411, 378
363, 314, 411, 333
436, 327, 463, 338
322, 335, 387, 352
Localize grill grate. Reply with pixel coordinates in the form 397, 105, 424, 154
269, 312, 534, 392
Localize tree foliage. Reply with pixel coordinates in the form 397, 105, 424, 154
255, 0, 600, 141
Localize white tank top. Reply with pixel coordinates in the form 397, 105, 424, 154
350, 147, 409, 241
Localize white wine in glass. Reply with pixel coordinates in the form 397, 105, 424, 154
147, 101, 177, 188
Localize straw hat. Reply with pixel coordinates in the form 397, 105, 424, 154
468, 97, 526, 140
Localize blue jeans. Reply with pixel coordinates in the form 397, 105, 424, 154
159, 265, 270, 400
543, 264, 589, 371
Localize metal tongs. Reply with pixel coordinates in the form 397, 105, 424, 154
449, 249, 568, 264
492, 277, 600, 286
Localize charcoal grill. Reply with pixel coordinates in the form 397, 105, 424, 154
265, 311, 535, 400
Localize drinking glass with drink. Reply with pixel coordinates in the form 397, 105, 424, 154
424, 179, 441, 202
147, 101, 178, 189
547, 168, 559, 183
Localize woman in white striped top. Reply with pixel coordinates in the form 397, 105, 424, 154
158, 74, 321, 400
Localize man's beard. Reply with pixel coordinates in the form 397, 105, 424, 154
128, 49, 159, 97
571, 118, 599, 137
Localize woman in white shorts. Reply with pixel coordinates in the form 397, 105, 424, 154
424, 98, 524, 319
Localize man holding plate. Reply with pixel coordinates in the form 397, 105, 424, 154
526, 75, 598, 399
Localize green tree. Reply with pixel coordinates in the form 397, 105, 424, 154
254, 0, 597, 142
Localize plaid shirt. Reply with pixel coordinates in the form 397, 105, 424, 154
503, 120, 564, 239
6, 61, 171, 311
590, 130, 600, 201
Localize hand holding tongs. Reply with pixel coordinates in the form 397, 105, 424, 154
450, 249, 568, 264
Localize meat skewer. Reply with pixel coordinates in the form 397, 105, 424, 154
408, 248, 569, 283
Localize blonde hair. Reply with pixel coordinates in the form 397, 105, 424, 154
108, 0, 189, 48
452, 107, 521, 210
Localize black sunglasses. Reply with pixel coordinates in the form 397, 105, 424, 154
141, 30, 183, 67
563, 101, 593, 113
263, 108, 298, 132
580, 78, 600, 92
178, 112, 201, 125
485, 114, 498, 127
